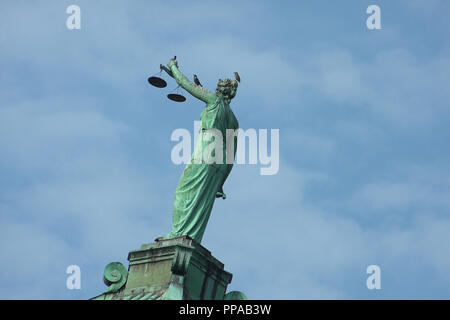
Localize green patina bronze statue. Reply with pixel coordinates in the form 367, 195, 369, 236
162, 57, 239, 244
92, 60, 244, 300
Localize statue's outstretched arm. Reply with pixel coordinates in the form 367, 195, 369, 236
166, 59, 216, 104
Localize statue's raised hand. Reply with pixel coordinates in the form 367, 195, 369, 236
168, 56, 178, 68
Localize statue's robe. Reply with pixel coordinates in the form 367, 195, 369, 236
165, 63, 238, 243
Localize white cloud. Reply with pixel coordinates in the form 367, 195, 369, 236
294, 47, 450, 128
351, 167, 450, 214
308, 49, 371, 105
284, 129, 336, 156
0, 98, 131, 173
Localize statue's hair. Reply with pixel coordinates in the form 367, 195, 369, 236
216, 78, 238, 100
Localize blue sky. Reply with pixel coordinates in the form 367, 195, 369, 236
0, 0, 449, 299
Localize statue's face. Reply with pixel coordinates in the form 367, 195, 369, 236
216, 78, 238, 99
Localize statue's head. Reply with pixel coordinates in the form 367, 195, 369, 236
216, 78, 238, 100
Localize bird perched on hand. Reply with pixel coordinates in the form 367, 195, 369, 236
173, 56, 178, 67
193, 74, 202, 87
234, 72, 241, 83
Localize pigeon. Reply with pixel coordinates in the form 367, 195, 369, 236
234, 72, 241, 83
193, 74, 202, 87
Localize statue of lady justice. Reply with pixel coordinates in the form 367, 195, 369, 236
162, 57, 240, 244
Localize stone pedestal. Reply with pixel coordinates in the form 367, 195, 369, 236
92, 236, 236, 300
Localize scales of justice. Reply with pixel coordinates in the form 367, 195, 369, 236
147, 61, 187, 102
92, 57, 246, 300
